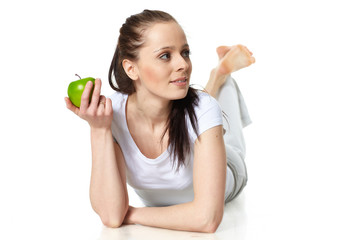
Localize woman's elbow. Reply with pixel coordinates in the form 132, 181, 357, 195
198, 207, 224, 233
101, 214, 125, 228
102, 218, 122, 228
202, 217, 222, 233
100, 205, 129, 228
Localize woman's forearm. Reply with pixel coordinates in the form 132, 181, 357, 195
89, 128, 128, 227
126, 201, 221, 233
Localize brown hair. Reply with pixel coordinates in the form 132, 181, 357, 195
108, 9, 199, 171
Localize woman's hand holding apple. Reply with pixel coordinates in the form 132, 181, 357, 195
65, 78, 113, 130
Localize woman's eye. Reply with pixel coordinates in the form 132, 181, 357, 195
182, 50, 191, 58
160, 53, 170, 60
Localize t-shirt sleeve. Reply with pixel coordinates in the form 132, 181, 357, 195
108, 91, 124, 146
189, 92, 223, 142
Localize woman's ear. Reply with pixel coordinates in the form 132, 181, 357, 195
122, 59, 139, 81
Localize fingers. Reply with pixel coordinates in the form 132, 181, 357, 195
80, 78, 102, 111
64, 97, 79, 115
105, 97, 113, 116
90, 78, 102, 107
98, 95, 106, 105
80, 80, 94, 109
97, 95, 106, 113
97, 96, 113, 115
65, 78, 113, 128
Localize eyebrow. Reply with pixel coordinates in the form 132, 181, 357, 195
153, 43, 189, 53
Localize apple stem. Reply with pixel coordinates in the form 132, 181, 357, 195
75, 74, 81, 79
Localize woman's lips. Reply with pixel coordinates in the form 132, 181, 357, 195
170, 77, 187, 86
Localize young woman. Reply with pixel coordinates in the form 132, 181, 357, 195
65, 9, 255, 233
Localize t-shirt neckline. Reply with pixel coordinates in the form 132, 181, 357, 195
122, 94, 170, 164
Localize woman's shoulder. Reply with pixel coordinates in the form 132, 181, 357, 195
194, 90, 222, 115
188, 90, 223, 142
108, 91, 128, 111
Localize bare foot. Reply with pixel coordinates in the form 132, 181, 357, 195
205, 44, 255, 97
216, 46, 231, 60
217, 44, 255, 75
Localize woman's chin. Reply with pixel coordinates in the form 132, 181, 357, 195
171, 87, 189, 100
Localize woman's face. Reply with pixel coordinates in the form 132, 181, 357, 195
134, 21, 192, 100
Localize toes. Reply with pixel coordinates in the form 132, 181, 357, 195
243, 46, 253, 55
235, 44, 253, 56
251, 56, 256, 64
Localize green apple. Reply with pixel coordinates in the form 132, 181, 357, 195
67, 74, 95, 107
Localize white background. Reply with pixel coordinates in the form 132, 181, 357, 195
1, 0, 359, 239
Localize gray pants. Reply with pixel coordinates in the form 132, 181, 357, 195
216, 76, 252, 203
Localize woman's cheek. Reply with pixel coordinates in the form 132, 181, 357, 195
142, 66, 162, 83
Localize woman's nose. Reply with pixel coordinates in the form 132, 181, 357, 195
175, 54, 190, 71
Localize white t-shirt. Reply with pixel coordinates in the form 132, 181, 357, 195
109, 91, 234, 207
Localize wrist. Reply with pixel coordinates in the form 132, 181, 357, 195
124, 206, 137, 225
90, 127, 113, 145
90, 127, 112, 135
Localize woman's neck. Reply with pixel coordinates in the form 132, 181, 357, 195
128, 92, 172, 131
